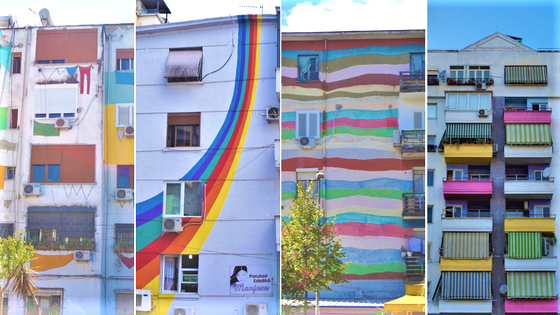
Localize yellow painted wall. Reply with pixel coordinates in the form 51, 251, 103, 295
444, 144, 493, 164
104, 104, 134, 165
504, 217, 556, 232
440, 258, 492, 271
0, 165, 4, 189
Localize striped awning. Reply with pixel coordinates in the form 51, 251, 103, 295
441, 271, 492, 300
506, 124, 552, 145
507, 272, 556, 299
505, 66, 548, 84
443, 232, 490, 259
164, 49, 202, 78
508, 232, 542, 259
445, 124, 491, 139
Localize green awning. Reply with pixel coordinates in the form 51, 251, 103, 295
505, 66, 548, 84
441, 271, 492, 300
507, 272, 556, 299
508, 232, 542, 259
506, 124, 552, 145
443, 232, 490, 259
445, 123, 491, 139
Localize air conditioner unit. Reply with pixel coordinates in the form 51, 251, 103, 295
476, 82, 487, 90
393, 130, 402, 147
173, 307, 194, 315
266, 106, 279, 122
162, 217, 183, 233
136, 289, 152, 312
74, 250, 91, 261
116, 188, 133, 201
542, 238, 550, 256
478, 109, 488, 117
245, 304, 268, 315
23, 183, 41, 196
124, 125, 135, 137
299, 137, 316, 149
55, 118, 70, 130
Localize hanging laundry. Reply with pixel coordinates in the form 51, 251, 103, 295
79, 65, 92, 94
408, 237, 422, 252
421, 239, 425, 255
66, 66, 78, 77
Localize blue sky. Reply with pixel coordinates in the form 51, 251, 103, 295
429, 0, 559, 50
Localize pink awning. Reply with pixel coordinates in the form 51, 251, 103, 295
505, 299, 558, 313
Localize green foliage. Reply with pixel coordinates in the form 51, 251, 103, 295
282, 181, 348, 312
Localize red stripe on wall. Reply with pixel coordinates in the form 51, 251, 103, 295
282, 38, 424, 51
335, 222, 413, 238
282, 74, 400, 91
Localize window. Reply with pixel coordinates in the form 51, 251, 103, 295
167, 113, 200, 147
296, 110, 320, 139
164, 182, 203, 217
535, 206, 551, 218
115, 224, 134, 253
5, 167, 15, 180
297, 172, 318, 197
534, 170, 547, 181
31, 145, 95, 183
164, 48, 202, 82
450, 65, 490, 80
9, 108, 18, 129
116, 104, 134, 127
34, 84, 78, 118
427, 242, 432, 261
445, 205, 462, 218
115, 293, 134, 315
446, 93, 491, 110
117, 165, 134, 189
504, 65, 547, 84
12, 52, 21, 73
427, 170, 434, 187
532, 103, 547, 111
427, 136, 436, 152
297, 55, 319, 81
161, 255, 199, 293
26, 289, 62, 315
413, 169, 424, 194
413, 112, 423, 129
427, 104, 437, 119
27, 208, 95, 248
2, 294, 7, 315
427, 206, 433, 224
0, 223, 14, 239
410, 53, 425, 73
36, 29, 97, 64
116, 49, 134, 71
446, 169, 463, 181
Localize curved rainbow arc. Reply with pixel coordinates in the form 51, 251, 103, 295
135, 15, 262, 302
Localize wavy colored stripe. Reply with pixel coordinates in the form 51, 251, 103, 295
323, 169, 411, 182
282, 157, 424, 172
31, 253, 74, 271
282, 117, 399, 131
33, 121, 60, 136
331, 213, 421, 227
282, 44, 425, 60
282, 38, 425, 51
283, 74, 401, 90
341, 272, 404, 280
342, 248, 404, 264
339, 236, 410, 251
282, 64, 410, 81
343, 262, 405, 275
335, 222, 414, 238
283, 85, 400, 100
282, 96, 398, 111
327, 206, 403, 218
282, 187, 408, 201
281, 126, 396, 140
137, 217, 163, 251
282, 54, 412, 73
282, 147, 399, 160
283, 109, 398, 122
281, 138, 397, 151
136, 192, 164, 216
282, 90, 400, 102
282, 178, 412, 193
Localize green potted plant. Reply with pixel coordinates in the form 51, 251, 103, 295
475, 138, 484, 145
447, 77, 455, 85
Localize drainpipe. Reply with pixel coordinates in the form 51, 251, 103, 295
275, 6, 280, 68
101, 26, 109, 315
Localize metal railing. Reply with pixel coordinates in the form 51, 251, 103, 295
505, 175, 554, 181
402, 193, 425, 216
504, 107, 552, 112
401, 130, 425, 153
403, 256, 425, 276
441, 212, 494, 219
443, 176, 492, 181
505, 211, 556, 218
400, 71, 425, 92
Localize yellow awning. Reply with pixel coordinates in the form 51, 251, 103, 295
383, 295, 425, 312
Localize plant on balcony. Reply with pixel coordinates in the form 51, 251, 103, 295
447, 78, 455, 85
83, 238, 94, 251
468, 78, 475, 85
427, 78, 439, 85
484, 78, 494, 85
475, 138, 485, 145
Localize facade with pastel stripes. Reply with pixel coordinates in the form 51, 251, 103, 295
427, 32, 560, 314
281, 30, 426, 312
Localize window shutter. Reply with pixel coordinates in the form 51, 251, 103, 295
414, 112, 423, 129
297, 112, 307, 138
308, 112, 318, 138
118, 105, 130, 126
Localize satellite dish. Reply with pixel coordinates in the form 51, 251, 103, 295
439, 70, 447, 78
543, 167, 551, 178
499, 284, 507, 295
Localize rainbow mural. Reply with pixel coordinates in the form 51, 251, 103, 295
281, 36, 424, 298
136, 15, 262, 310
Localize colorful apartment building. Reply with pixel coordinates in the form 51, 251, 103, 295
0, 21, 134, 314
135, 12, 281, 315
281, 30, 426, 313
427, 32, 560, 315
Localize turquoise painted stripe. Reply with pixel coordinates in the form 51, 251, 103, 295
342, 248, 405, 265
282, 215, 424, 229
136, 216, 162, 251
282, 109, 398, 122
282, 44, 425, 61
282, 178, 412, 193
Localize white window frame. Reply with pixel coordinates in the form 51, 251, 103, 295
163, 181, 204, 218
534, 170, 545, 181
160, 255, 199, 294
446, 93, 491, 110
450, 65, 490, 80
117, 58, 134, 71
5, 166, 15, 180
26, 289, 63, 315
532, 103, 548, 111
449, 65, 464, 80
413, 111, 423, 129
534, 206, 551, 217
297, 171, 319, 198
427, 104, 437, 119
115, 103, 134, 127
295, 110, 320, 139
34, 84, 78, 119
446, 169, 463, 181
445, 205, 462, 218
297, 55, 319, 81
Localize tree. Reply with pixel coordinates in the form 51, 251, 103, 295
0, 230, 40, 311
282, 181, 348, 314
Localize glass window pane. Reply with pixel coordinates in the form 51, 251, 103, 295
469, 71, 475, 80
428, 170, 434, 186
458, 94, 468, 110
480, 94, 490, 109
33, 165, 46, 182
469, 94, 479, 110
192, 125, 200, 146
47, 165, 60, 182
428, 104, 436, 118
165, 184, 181, 215
184, 182, 202, 216
176, 125, 190, 147
122, 59, 130, 70
448, 94, 457, 109
458, 71, 463, 80
118, 166, 132, 188
167, 125, 176, 147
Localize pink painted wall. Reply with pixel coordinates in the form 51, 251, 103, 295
443, 180, 493, 198
504, 299, 558, 313
504, 110, 551, 123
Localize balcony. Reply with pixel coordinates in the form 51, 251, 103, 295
443, 177, 493, 199
403, 256, 424, 284
504, 177, 554, 200
445, 109, 493, 123
504, 108, 552, 124
402, 193, 425, 219
446, 77, 494, 86
440, 258, 492, 271
400, 130, 425, 159
504, 145, 552, 164
444, 143, 493, 164
441, 214, 493, 232
399, 71, 425, 93
439, 300, 492, 313
504, 214, 555, 233
504, 255, 557, 271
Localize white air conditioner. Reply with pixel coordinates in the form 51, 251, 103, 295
23, 183, 41, 196
162, 217, 183, 233
245, 303, 268, 315
478, 109, 488, 117
476, 82, 487, 90
299, 137, 316, 149
124, 125, 135, 137
174, 307, 194, 315
136, 289, 152, 312
542, 238, 550, 256
393, 130, 401, 147
266, 106, 279, 122
116, 188, 133, 201
74, 250, 91, 261
55, 118, 70, 129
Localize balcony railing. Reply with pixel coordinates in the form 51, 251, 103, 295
401, 130, 425, 153
505, 211, 555, 218
400, 71, 425, 92
402, 193, 425, 217
442, 210, 492, 219
446, 77, 494, 86
506, 175, 554, 182
403, 256, 425, 283
443, 176, 491, 181
427, 78, 439, 85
